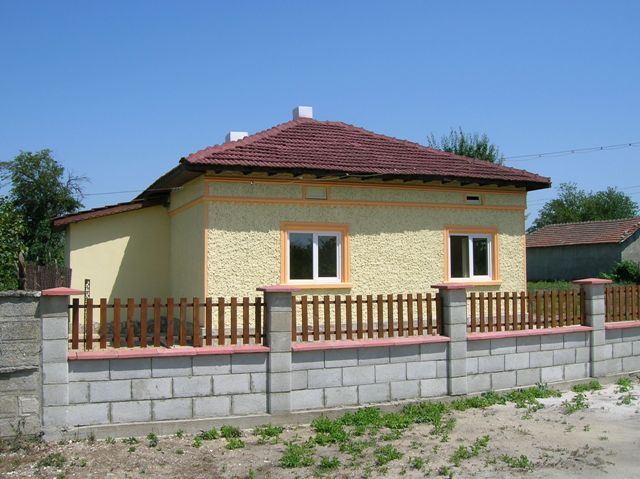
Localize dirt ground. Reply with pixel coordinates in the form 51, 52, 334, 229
1, 378, 638, 479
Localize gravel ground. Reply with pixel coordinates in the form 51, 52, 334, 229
1, 378, 638, 479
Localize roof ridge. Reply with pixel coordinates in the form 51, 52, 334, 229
530, 216, 640, 231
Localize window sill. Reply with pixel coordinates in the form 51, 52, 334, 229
447, 280, 502, 286
281, 282, 353, 290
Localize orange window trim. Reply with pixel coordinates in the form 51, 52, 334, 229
280, 222, 351, 286
443, 225, 500, 283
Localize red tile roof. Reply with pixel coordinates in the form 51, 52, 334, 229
182, 118, 550, 190
526, 217, 640, 248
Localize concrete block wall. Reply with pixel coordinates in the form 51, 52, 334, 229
65, 354, 268, 426
0, 292, 41, 437
466, 332, 590, 393
602, 326, 640, 375
290, 342, 449, 411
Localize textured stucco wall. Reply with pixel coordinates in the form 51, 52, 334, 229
526, 243, 622, 281
206, 181, 526, 298
621, 230, 640, 264
170, 203, 205, 299
67, 206, 170, 300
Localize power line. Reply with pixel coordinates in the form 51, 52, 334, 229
505, 141, 640, 162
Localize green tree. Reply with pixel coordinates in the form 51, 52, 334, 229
427, 127, 504, 164
0, 150, 84, 264
529, 183, 638, 232
0, 197, 26, 289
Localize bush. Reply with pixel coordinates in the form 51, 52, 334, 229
600, 260, 640, 284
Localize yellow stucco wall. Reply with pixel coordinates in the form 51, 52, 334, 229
169, 203, 205, 299
67, 206, 170, 300
205, 179, 527, 298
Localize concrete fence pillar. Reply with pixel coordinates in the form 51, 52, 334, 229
574, 278, 611, 378
258, 286, 298, 415
39, 287, 83, 439
433, 283, 469, 396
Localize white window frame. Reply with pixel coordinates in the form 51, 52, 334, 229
448, 233, 493, 281
287, 231, 342, 283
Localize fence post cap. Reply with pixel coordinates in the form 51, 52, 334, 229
257, 285, 300, 293
431, 283, 471, 290
42, 287, 84, 296
572, 278, 613, 285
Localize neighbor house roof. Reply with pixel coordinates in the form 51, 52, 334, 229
526, 217, 640, 248
52, 198, 164, 229
180, 118, 551, 190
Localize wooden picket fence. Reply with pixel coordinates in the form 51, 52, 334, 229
291, 293, 443, 342
468, 289, 585, 333
69, 297, 265, 350
605, 285, 640, 322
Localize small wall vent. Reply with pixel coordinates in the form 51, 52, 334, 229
465, 194, 482, 205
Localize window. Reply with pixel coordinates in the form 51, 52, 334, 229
281, 223, 350, 287
447, 230, 496, 282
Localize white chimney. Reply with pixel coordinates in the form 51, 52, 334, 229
293, 106, 313, 120
225, 131, 248, 143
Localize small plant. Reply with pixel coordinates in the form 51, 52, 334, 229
438, 465, 454, 478
617, 392, 636, 405
198, 427, 219, 440
254, 424, 283, 441
122, 437, 139, 445
411, 456, 426, 470
38, 452, 66, 469
147, 432, 159, 448
374, 445, 403, 466
616, 377, 633, 393
451, 436, 490, 467
280, 440, 315, 468
380, 430, 402, 441
226, 437, 245, 449
175, 429, 185, 438
312, 416, 348, 445
105, 436, 115, 444
87, 432, 96, 444
339, 438, 372, 458
128, 446, 136, 453
316, 456, 341, 472
500, 454, 534, 471
176, 448, 184, 455
192, 436, 203, 448
583, 425, 591, 432
220, 425, 242, 439
562, 393, 589, 414
572, 380, 603, 393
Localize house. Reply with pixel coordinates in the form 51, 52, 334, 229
53, 107, 551, 300
526, 217, 640, 281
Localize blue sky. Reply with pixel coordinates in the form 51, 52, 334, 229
1, 1, 639, 226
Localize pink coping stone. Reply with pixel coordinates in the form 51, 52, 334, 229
291, 335, 450, 352
467, 325, 593, 341
605, 320, 640, 330
572, 278, 613, 285
42, 287, 84, 296
257, 285, 301, 293
431, 283, 472, 290
68, 345, 271, 360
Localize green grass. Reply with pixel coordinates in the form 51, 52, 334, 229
280, 440, 315, 468
192, 436, 203, 448
500, 454, 534, 471
451, 435, 490, 467
37, 452, 66, 469
527, 280, 576, 291
316, 456, 341, 472
572, 380, 603, 393
562, 393, 589, 414
225, 437, 245, 449
254, 424, 283, 440
616, 377, 633, 393
374, 445, 403, 466
198, 427, 219, 440
220, 425, 241, 439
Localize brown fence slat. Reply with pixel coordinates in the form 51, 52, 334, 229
416, 293, 424, 335
179, 298, 187, 346
166, 298, 174, 347
71, 298, 80, 350
356, 295, 363, 339
255, 297, 263, 344
469, 293, 477, 333
377, 295, 384, 338
313, 296, 320, 341
100, 298, 107, 349
527, 293, 533, 329
495, 292, 502, 332
479, 292, 486, 332
503, 292, 511, 331
519, 292, 526, 330
230, 297, 238, 345
152, 298, 161, 347
426, 293, 433, 335
542, 291, 550, 329
367, 295, 374, 339
345, 296, 353, 340
85, 298, 93, 350
301, 296, 309, 342
126, 298, 135, 348
113, 298, 121, 348
323, 295, 331, 340
139, 298, 147, 348
487, 292, 493, 332
386, 294, 394, 337
217, 297, 225, 346
436, 293, 443, 334
511, 291, 518, 330
397, 294, 404, 336
557, 290, 564, 327
193, 297, 201, 347
407, 294, 414, 336
205, 297, 213, 346
243, 297, 250, 345
335, 295, 342, 341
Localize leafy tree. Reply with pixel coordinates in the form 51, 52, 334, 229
0, 150, 84, 265
529, 183, 638, 232
0, 197, 26, 289
427, 127, 504, 164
